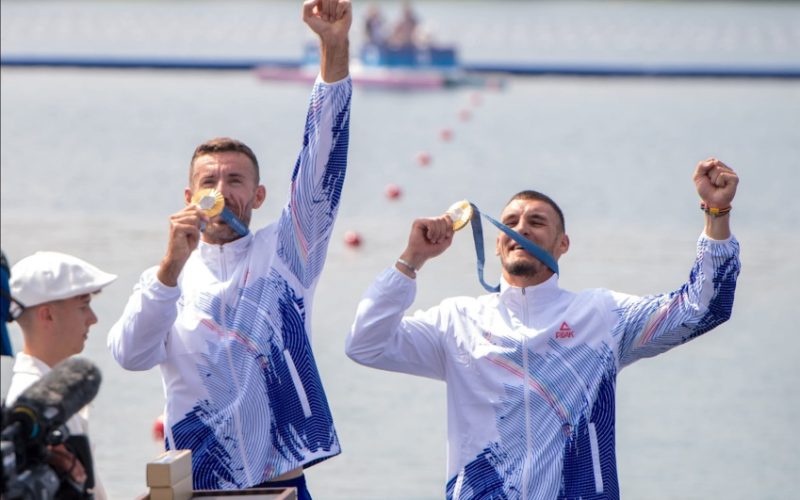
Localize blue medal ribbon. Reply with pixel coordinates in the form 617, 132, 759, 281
467, 202, 559, 293
220, 207, 249, 237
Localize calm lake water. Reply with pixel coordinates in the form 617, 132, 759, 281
2, 1, 799, 499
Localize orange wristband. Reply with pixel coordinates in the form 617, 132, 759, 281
700, 202, 732, 217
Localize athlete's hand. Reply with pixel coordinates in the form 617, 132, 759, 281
158, 204, 208, 286
303, 0, 352, 45
693, 157, 738, 209
304, 0, 351, 82
399, 215, 454, 273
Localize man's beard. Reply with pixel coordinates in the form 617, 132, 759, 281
204, 221, 239, 243
505, 259, 541, 278
204, 209, 250, 243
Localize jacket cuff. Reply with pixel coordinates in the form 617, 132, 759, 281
142, 267, 181, 300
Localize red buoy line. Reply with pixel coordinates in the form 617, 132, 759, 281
343, 85, 504, 249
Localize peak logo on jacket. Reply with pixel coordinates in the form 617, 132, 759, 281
555, 321, 575, 339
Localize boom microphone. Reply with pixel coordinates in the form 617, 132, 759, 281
4, 357, 101, 443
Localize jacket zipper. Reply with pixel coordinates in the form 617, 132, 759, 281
521, 287, 531, 498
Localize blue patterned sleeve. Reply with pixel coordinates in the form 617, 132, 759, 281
612, 234, 741, 369
276, 76, 352, 288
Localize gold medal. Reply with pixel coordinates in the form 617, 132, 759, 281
191, 188, 225, 217
446, 199, 474, 231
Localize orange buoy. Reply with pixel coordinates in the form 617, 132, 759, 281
416, 151, 432, 167
385, 183, 402, 200
344, 230, 362, 247
439, 128, 453, 142
152, 414, 165, 441
459, 109, 472, 122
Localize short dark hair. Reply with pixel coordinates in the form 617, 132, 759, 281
506, 190, 565, 232
189, 137, 260, 184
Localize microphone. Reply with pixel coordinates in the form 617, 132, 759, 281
4, 357, 101, 443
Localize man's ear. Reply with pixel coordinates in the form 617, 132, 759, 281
558, 233, 570, 257
184, 187, 193, 206
36, 304, 54, 323
253, 185, 267, 209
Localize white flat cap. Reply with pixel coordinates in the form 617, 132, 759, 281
10, 251, 117, 308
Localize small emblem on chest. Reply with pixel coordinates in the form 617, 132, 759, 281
555, 321, 575, 339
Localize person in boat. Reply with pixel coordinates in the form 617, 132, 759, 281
364, 3, 386, 46
388, 0, 420, 49
6, 251, 116, 499
347, 158, 740, 498
107, 1, 352, 498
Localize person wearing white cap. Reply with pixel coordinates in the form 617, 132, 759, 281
6, 250, 116, 500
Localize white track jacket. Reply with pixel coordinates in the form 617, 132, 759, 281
347, 233, 740, 500
109, 76, 351, 490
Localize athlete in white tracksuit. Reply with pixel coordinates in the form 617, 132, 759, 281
108, 2, 353, 492
347, 158, 740, 499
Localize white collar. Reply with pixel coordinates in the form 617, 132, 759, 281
198, 231, 254, 256
12, 352, 51, 377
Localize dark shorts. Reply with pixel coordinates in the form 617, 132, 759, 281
252, 474, 311, 500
